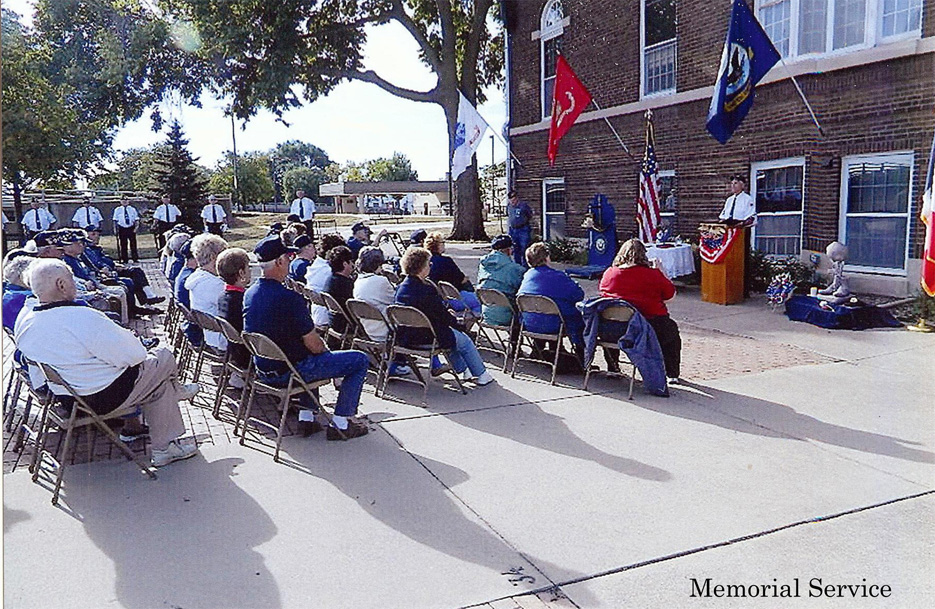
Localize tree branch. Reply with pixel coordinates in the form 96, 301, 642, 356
299, 13, 390, 39
459, 0, 494, 98
436, 0, 455, 68
342, 69, 439, 104
388, 0, 442, 73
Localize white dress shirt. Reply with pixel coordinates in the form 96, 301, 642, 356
112, 204, 140, 228
154, 203, 182, 223
290, 197, 316, 221
201, 203, 227, 224
72, 205, 104, 229
719, 191, 757, 225
21, 208, 57, 232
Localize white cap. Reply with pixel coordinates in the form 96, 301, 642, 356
207, 194, 218, 202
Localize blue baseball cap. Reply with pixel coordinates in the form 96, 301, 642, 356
254, 235, 299, 262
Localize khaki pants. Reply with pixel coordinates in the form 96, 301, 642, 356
115, 347, 187, 450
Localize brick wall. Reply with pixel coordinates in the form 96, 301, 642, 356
509, 0, 935, 262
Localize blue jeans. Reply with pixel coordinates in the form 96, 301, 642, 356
260, 350, 369, 417
509, 227, 531, 267
446, 291, 482, 316
446, 329, 486, 377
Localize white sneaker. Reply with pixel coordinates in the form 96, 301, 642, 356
151, 439, 199, 467
228, 372, 245, 389
476, 372, 495, 386
179, 383, 200, 401
667, 377, 681, 385
461, 370, 474, 381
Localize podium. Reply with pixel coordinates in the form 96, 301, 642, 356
699, 223, 745, 305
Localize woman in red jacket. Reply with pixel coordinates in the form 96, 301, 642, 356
599, 239, 682, 382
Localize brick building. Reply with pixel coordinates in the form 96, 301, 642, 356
504, 0, 935, 295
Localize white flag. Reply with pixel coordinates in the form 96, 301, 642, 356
451, 93, 490, 181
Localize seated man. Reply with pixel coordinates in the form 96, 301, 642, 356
174, 240, 203, 347
82, 227, 164, 307
288, 234, 318, 283
215, 247, 251, 371
306, 234, 345, 329
243, 235, 370, 440
185, 234, 229, 351
477, 234, 526, 326
517, 242, 586, 359
346, 221, 387, 260
324, 245, 355, 342
14, 259, 200, 467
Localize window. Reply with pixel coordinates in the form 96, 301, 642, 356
540, 1, 565, 119
642, 0, 677, 97
839, 153, 913, 271
752, 159, 805, 256
542, 178, 566, 241
756, 0, 921, 60
657, 170, 678, 237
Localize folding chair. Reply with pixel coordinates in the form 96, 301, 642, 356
582, 306, 637, 399
345, 299, 393, 396
512, 294, 566, 386
301, 286, 330, 333
211, 316, 252, 419
163, 292, 181, 343
320, 291, 355, 350
382, 268, 401, 286
238, 332, 334, 462
33, 362, 157, 505
385, 305, 467, 403
3, 331, 54, 456
475, 288, 517, 371
436, 281, 477, 330
172, 302, 199, 379
188, 310, 228, 388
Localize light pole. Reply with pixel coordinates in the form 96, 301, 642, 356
230, 114, 240, 210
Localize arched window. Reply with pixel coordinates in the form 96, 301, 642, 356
540, 0, 565, 119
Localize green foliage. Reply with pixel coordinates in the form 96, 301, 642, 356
911, 290, 935, 322
150, 121, 209, 224
546, 238, 586, 264
365, 152, 419, 182
210, 152, 274, 207
749, 250, 815, 293
281, 166, 327, 203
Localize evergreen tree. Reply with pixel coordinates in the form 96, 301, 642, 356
150, 120, 209, 226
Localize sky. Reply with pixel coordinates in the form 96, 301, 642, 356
5, 0, 508, 181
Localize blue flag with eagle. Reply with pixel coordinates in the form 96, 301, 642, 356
706, 0, 781, 144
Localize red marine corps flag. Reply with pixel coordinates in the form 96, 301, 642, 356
921, 128, 935, 297
547, 55, 593, 165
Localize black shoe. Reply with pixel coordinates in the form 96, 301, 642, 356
430, 364, 452, 377
141, 337, 160, 349
326, 420, 369, 441
297, 419, 324, 437
133, 306, 163, 317
145, 296, 166, 305
119, 424, 150, 443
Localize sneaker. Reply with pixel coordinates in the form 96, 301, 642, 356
151, 439, 199, 467
179, 383, 200, 401
326, 419, 369, 441
119, 424, 150, 443
476, 372, 495, 386
430, 364, 452, 377
227, 372, 245, 389
388, 364, 411, 377
297, 419, 324, 437
667, 377, 682, 385
460, 369, 473, 381
141, 337, 160, 349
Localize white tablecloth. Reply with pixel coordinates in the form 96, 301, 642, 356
646, 243, 695, 278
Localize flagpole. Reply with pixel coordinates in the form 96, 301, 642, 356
780, 61, 825, 137
591, 99, 637, 162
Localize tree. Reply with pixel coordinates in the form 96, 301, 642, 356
366, 152, 419, 182
178, 0, 503, 240
150, 120, 209, 225
282, 166, 328, 204
89, 146, 165, 191
210, 152, 275, 207
268, 140, 332, 202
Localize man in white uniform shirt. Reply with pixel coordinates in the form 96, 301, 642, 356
718, 174, 756, 297
201, 194, 227, 236
21, 199, 57, 240
290, 189, 316, 238
112, 198, 141, 263
71, 198, 104, 231
14, 259, 200, 467
152, 194, 182, 249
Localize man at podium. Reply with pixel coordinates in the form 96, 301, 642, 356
719, 175, 756, 296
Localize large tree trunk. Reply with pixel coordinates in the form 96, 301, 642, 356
451, 164, 488, 241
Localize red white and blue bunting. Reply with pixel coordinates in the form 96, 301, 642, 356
699, 226, 741, 264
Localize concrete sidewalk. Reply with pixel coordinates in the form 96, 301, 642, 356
3, 252, 933, 609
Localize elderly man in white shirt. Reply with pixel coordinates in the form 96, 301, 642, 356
201, 195, 227, 236
184, 233, 229, 351
71, 198, 104, 231
14, 259, 200, 467
21, 200, 57, 240
290, 189, 316, 238
112, 198, 141, 263
152, 194, 182, 249
718, 174, 757, 297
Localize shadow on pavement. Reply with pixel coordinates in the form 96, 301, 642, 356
3, 504, 31, 534
63, 456, 281, 609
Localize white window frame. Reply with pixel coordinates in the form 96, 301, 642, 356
754, 0, 920, 62
750, 157, 806, 257
640, 0, 678, 99
540, 0, 565, 120
542, 177, 566, 241
838, 151, 914, 275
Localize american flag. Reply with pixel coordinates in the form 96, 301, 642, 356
638, 115, 662, 243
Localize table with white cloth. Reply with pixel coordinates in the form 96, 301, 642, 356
645, 243, 695, 278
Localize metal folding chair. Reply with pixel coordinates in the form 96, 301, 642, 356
320, 291, 355, 350
582, 306, 637, 399
33, 362, 157, 505
512, 294, 566, 386
211, 316, 252, 419
385, 305, 467, 403
345, 299, 393, 396
475, 288, 517, 371
189, 310, 228, 389
238, 332, 334, 462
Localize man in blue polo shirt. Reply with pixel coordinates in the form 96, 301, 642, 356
243, 235, 370, 440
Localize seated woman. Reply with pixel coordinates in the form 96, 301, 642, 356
599, 238, 682, 383
395, 247, 494, 386
185, 234, 229, 351
424, 232, 482, 315
2, 254, 35, 332
516, 242, 586, 357
324, 245, 355, 344
476, 234, 525, 326
215, 247, 252, 372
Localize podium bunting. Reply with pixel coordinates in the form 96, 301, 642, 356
699, 226, 741, 264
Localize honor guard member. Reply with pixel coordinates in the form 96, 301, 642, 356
21, 199, 57, 241
112, 197, 141, 263
201, 195, 227, 236
290, 189, 317, 239
72, 196, 104, 231
152, 195, 182, 249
